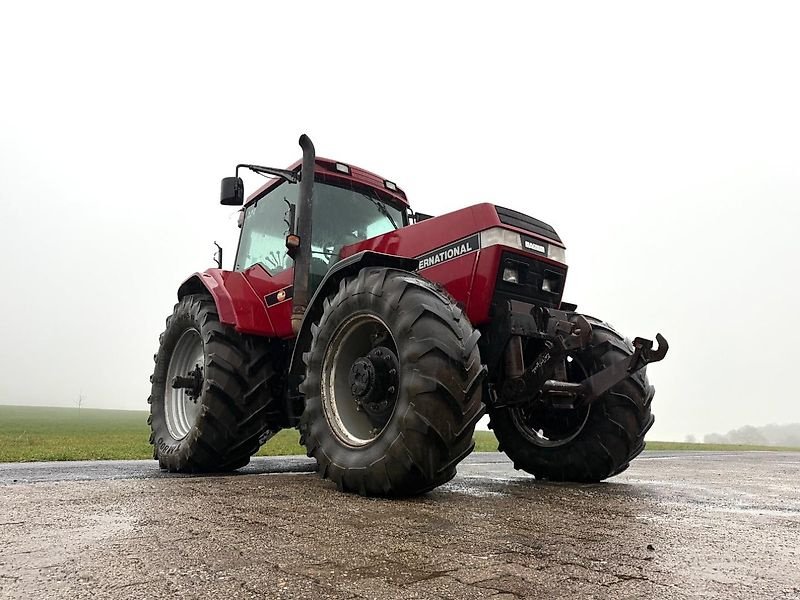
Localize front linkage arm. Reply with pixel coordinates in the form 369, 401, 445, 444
499, 311, 591, 406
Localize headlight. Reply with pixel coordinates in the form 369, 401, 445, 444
480, 227, 567, 265
547, 245, 566, 264
479, 228, 521, 248
502, 267, 519, 283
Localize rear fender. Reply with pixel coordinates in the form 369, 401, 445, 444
177, 270, 276, 336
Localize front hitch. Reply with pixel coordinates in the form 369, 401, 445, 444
495, 306, 669, 411
541, 334, 669, 409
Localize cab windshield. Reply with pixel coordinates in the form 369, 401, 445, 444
310, 183, 404, 269
234, 181, 405, 279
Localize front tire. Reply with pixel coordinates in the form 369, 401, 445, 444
489, 315, 655, 482
299, 268, 485, 496
148, 294, 280, 472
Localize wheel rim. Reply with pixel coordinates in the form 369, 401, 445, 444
510, 355, 592, 448
321, 313, 399, 447
164, 329, 204, 440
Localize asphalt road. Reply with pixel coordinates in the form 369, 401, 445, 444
1, 451, 798, 599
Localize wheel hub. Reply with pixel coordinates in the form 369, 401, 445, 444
349, 358, 375, 398
348, 346, 399, 425
171, 364, 204, 401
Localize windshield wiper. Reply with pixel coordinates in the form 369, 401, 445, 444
367, 191, 399, 230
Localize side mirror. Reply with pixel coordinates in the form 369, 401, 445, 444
220, 177, 244, 206
413, 212, 434, 223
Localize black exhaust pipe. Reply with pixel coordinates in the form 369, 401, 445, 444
292, 134, 315, 335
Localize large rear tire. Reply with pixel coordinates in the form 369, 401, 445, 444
489, 315, 655, 482
299, 268, 485, 496
148, 294, 281, 472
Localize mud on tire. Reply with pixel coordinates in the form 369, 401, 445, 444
299, 268, 485, 496
489, 315, 655, 482
148, 294, 281, 472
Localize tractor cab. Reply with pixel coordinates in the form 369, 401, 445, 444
233, 158, 408, 294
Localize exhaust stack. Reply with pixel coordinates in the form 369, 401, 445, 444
292, 134, 315, 335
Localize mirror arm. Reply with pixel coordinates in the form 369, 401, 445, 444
213, 242, 222, 269
236, 164, 298, 184
283, 198, 296, 235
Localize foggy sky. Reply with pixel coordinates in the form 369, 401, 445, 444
1, 2, 798, 441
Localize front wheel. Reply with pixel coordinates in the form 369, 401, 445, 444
489, 315, 655, 482
299, 268, 485, 496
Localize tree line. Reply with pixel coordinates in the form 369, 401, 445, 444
701, 423, 800, 447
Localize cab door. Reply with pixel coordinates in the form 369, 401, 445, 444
235, 181, 298, 339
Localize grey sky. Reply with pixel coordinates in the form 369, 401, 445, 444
1, 2, 798, 441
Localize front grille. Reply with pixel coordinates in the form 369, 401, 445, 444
495, 251, 565, 308
495, 205, 561, 243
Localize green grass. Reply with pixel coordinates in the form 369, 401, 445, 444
0, 405, 797, 463
644, 441, 800, 452
0, 405, 152, 462
474, 430, 500, 452
256, 430, 306, 456
0, 405, 308, 462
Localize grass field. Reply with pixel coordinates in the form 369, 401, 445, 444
1, 405, 797, 463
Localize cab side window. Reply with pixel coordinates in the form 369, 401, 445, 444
234, 183, 298, 274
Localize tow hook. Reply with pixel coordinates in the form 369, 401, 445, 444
629, 334, 669, 372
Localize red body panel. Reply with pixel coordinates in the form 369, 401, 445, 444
242, 264, 295, 338
340, 203, 567, 326
184, 148, 569, 337
184, 201, 568, 336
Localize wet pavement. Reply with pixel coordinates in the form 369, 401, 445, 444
0, 451, 798, 599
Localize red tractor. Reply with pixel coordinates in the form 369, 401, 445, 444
149, 135, 668, 496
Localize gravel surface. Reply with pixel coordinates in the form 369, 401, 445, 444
0, 452, 798, 599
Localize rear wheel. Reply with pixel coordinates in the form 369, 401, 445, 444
489, 315, 655, 481
148, 294, 281, 472
299, 268, 485, 496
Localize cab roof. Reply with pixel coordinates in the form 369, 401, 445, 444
246, 157, 409, 207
